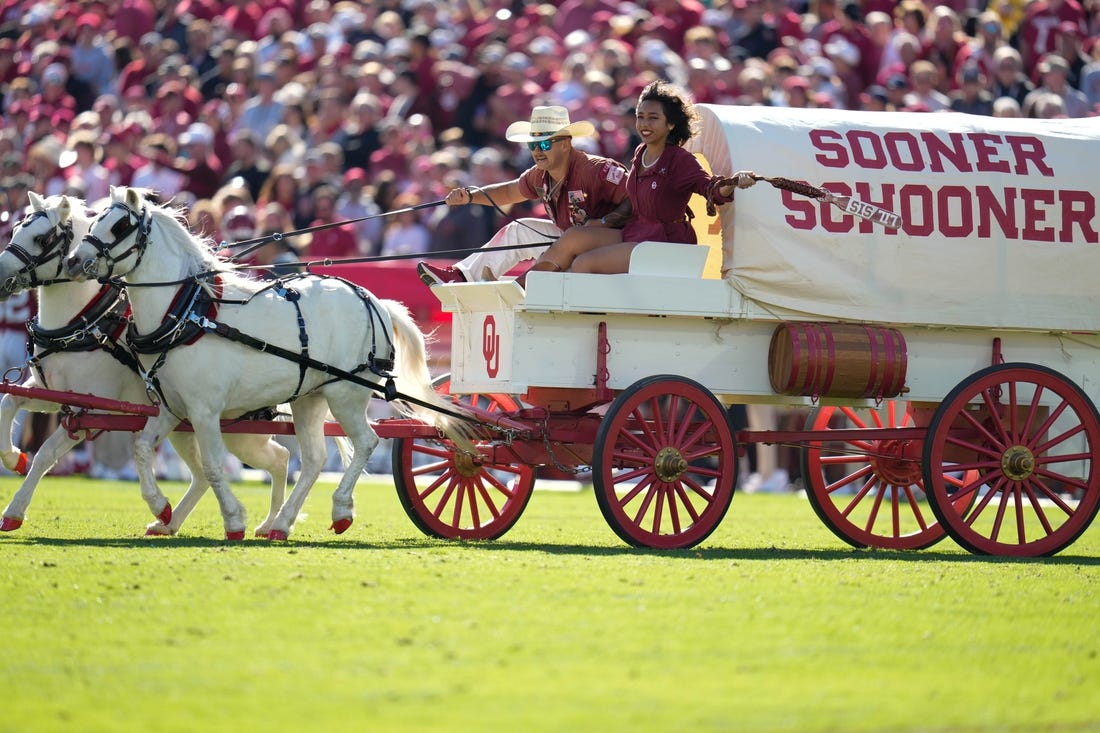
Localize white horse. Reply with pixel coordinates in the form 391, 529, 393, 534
67, 186, 473, 541
0, 192, 290, 537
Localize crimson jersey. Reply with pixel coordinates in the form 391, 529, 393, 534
517, 149, 628, 230
1019, 0, 1087, 67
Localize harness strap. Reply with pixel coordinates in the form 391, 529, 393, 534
197, 314, 395, 396
274, 283, 310, 401
188, 313, 476, 424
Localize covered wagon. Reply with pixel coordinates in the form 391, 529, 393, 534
419, 104, 1100, 556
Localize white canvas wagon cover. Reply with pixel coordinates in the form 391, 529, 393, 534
690, 104, 1100, 333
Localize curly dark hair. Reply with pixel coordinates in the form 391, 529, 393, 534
637, 80, 699, 147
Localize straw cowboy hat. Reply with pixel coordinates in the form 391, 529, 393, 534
504, 105, 597, 142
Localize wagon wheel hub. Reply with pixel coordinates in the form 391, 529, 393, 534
452, 450, 483, 478
1000, 445, 1035, 480
654, 446, 688, 482
869, 439, 922, 486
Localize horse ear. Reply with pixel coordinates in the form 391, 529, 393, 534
125, 186, 142, 209
58, 196, 71, 220
28, 190, 45, 211
109, 185, 120, 201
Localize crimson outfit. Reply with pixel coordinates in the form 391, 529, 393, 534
307, 222, 358, 259
622, 144, 733, 245
516, 149, 628, 229
1018, 0, 1087, 68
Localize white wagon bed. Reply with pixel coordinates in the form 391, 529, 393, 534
438, 242, 1100, 409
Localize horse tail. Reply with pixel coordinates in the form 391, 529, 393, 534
379, 299, 476, 453
333, 435, 353, 469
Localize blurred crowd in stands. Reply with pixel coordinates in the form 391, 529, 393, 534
2, 0, 1099, 262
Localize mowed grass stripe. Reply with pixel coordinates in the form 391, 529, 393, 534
1, 476, 1097, 733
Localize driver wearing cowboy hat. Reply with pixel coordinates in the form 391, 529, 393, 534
418, 105, 628, 286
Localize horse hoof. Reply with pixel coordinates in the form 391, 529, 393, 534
268, 529, 288, 542
225, 530, 245, 541
254, 529, 269, 538
1, 516, 23, 532
156, 503, 173, 525
14, 453, 28, 475
330, 517, 353, 534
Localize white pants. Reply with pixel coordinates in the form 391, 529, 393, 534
455, 218, 562, 282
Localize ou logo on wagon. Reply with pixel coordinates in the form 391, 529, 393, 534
482, 315, 499, 378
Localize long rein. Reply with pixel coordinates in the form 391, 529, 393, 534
223, 184, 556, 271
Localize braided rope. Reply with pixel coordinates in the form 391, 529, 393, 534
756, 176, 827, 200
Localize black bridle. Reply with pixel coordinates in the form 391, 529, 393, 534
80, 201, 152, 280
1, 210, 76, 295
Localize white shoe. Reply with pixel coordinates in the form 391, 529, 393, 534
758, 469, 791, 494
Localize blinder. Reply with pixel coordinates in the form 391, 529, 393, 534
82, 201, 151, 279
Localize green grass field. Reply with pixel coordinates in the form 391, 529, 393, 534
1, 475, 1097, 733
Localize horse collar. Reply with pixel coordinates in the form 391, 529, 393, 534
126, 274, 223, 354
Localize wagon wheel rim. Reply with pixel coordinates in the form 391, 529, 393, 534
923, 363, 1100, 556
802, 401, 972, 550
392, 378, 534, 541
593, 375, 735, 549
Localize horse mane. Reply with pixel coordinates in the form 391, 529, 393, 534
130, 189, 260, 291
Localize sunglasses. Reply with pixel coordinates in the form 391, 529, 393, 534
527, 136, 568, 151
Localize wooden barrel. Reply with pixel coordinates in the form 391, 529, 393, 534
768, 322, 908, 399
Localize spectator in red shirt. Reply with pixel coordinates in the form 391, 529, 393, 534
1018, 0, 1087, 70
150, 81, 193, 139
166, 122, 224, 200
32, 63, 77, 119
100, 120, 144, 187
553, 0, 621, 38
954, 11, 1007, 83
641, 0, 706, 56
818, 0, 880, 90
221, 0, 263, 42
113, 0, 156, 45
117, 32, 165, 97
369, 119, 412, 186
305, 185, 358, 260
920, 5, 967, 90
486, 53, 546, 141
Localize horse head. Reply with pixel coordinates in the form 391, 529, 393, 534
69, 186, 219, 284
0, 191, 89, 299
66, 186, 154, 282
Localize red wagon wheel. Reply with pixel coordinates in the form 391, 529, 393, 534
592, 375, 736, 549
392, 377, 535, 541
802, 401, 973, 550
923, 363, 1100, 556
